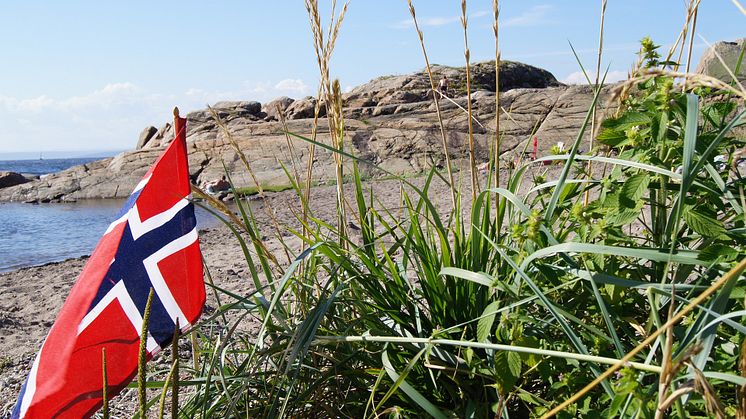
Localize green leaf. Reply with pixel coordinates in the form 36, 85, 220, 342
596, 128, 629, 147
699, 244, 740, 262
683, 208, 727, 238
602, 111, 652, 130
477, 301, 500, 343
440, 267, 494, 287
607, 208, 641, 226
619, 173, 650, 208
493, 350, 522, 394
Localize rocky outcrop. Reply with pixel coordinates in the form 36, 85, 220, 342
136, 126, 158, 149
262, 96, 295, 121
0, 172, 30, 189
696, 39, 746, 83
0, 60, 615, 203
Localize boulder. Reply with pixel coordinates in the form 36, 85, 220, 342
0, 172, 29, 189
136, 126, 158, 149
213, 101, 262, 116
286, 96, 326, 119
696, 39, 746, 83
262, 96, 295, 121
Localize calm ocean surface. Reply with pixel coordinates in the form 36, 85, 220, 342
0, 158, 220, 272
0, 157, 103, 175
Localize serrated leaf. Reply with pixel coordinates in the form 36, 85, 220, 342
596, 128, 629, 147
477, 301, 500, 343
607, 208, 640, 226
517, 390, 544, 406
699, 244, 739, 262
514, 336, 540, 367
619, 173, 650, 208
602, 111, 652, 130
494, 350, 522, 394
683, 208, 727, 238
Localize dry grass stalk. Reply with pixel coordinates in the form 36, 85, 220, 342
191, 184, 281, 269
305, 0, 350, 244
300, 84, 325, 258
690, 363, 727, 418
207, 106, 292, 265
734, 0, 746, 15
541, 256, 746, 418
701, 36, 746, 93
662, 0, 702, 71
610, 69, 746, 105
407, 0, 457, 210
656, 344, 726, 419
461, 0, 478, 201
277, 104, 303, 190
101, 348, 109, 419
492, 0, 501, 201
682, 0, 701, 91
655, 295, 677, 419
207, 106, 263, 196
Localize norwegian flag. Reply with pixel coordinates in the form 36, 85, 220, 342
12, 113, 205, 418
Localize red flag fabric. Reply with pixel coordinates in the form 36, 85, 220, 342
12, 116, 205, 418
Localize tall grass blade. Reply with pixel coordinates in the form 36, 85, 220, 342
138, 288, 155, 418
102, 348, 109, 419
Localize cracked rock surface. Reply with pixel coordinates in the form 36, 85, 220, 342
0, 60, 617, 203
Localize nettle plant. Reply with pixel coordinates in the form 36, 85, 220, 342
593, 48, 745, 257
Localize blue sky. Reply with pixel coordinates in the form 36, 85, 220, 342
0, 1, 743, 156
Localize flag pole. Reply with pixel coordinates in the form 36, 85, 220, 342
173, 106, 180, 134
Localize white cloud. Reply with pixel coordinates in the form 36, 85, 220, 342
562, 70, 628, 85
393, 10, 489, 29
503, 5, 552, 28
273, 78, 310, 96
0, 78, 312, 153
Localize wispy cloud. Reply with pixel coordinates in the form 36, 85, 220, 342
0, 79, 312, 153
393, 10, 489, 29
503, 5, 553, 28
562, 70, 628, 85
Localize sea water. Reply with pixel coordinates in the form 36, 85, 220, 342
0, 157, 104, 176
0, 158, 220, 272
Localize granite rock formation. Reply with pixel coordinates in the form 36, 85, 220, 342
0, 172, 30, 189
0, 60, 621, 203
695, 38, 746, 83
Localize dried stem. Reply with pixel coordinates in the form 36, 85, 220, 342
408, 0, 457, 210
101, 348, 109, 419
305, 0, 350, 244
493, 0, 500, 198
461, 0, 478, 200
682, 0, 700, 91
